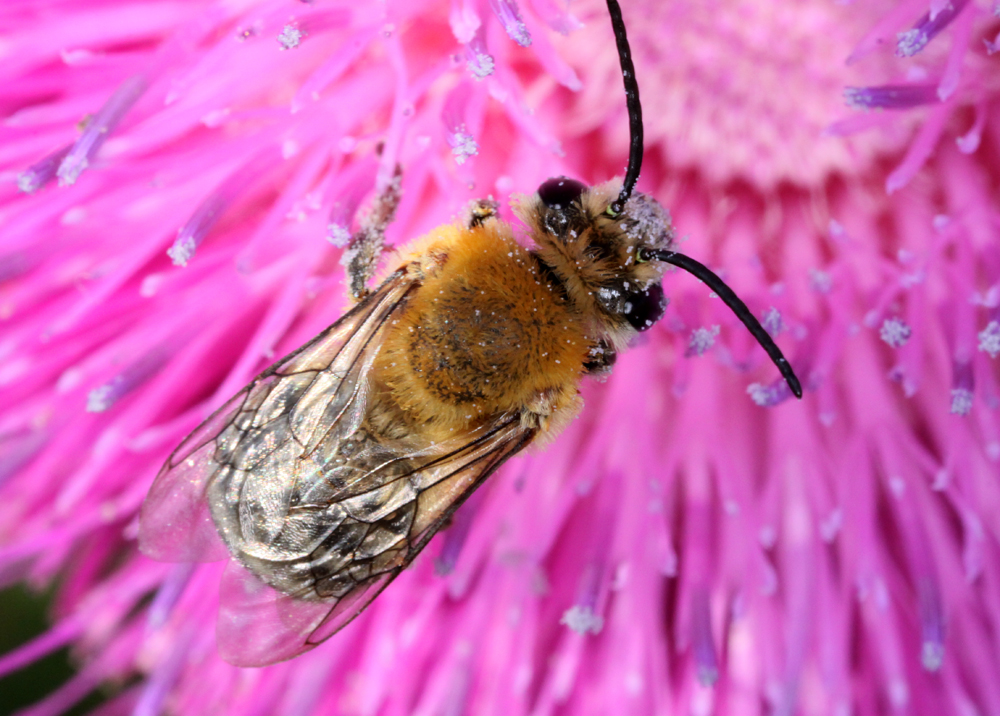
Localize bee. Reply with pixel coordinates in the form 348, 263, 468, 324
138, 0, 802, 667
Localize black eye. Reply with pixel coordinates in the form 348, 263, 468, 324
624, 283, 666, 331
538, 176, 587, 209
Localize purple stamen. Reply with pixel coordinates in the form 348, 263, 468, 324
560, 562, 604, 635
986, 31, 1000, 55
443, 84, 480, 166
86, 347, 169, 412
146, 563, 195, 632
57, 75, 147, 186
165, 144, 282, 268
747, 379, 795, 407
896, 0, 970, 57
488, 0, 532, 47
465, 34, 495, 80
918, 579, 945, 671
435, 497, 480, 576
949, 360, 973, 416
167, 192, 229, 266
133, 627, 194, 716
691, 589, 719, 686
762, 307, 786, 337
17, 144, 72, 194
844, 84, 940, 111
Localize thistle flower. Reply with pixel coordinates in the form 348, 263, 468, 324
2, 1, 1000, 715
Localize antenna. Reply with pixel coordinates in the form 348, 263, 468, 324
606, 0, 643, 217
640, 248, 804, 398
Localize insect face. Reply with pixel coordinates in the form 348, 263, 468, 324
517, 178, 674, 350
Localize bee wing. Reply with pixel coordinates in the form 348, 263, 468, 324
215, 413, 536, 666
138, 269, 416, 564
140, 262, 537, 666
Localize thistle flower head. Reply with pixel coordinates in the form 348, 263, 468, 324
2, 1, 1000, 715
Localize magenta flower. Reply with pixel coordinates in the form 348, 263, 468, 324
2, 0, 1000, 714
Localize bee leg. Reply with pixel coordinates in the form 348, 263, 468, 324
464, 198, 499, 229
343, 165, 403, 302
583, 339, 617, 378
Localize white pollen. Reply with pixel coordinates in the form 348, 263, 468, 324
879, 317, 911, 347
467, 52, 494, 79
86, 385, 114, 413
978, 321, 1000, 358
747, 383, 770, 407
450, 131, 479, 165
950, 388, 973, 416
326, 223, 351, 247
762, 307, 785, 336
277, 25, 304, 49
167, 236, 196, 267
560, 605, 604, 635
688, 325, 720, 356
921, 641, 944, 671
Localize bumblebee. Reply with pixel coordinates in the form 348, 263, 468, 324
139, 0, 801, 666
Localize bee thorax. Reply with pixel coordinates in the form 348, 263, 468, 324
373, 221, 589, 442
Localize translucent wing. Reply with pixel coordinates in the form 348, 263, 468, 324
215, 413, 535, 666
138, 269, 417, 563
139, 267, 539, 665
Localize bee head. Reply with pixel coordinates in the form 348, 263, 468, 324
515, 176, 675, 345
517, 0, 802, 397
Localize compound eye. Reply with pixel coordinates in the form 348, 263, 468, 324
624, 283, 666, 331
538, 176, 587, 209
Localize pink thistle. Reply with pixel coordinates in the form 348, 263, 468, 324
2, 0, 1000, 715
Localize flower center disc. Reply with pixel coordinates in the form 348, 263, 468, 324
562, 0, 898, 190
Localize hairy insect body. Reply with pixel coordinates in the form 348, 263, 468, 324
142, 178, 679, 644
374, 221, 589, 444
203, 182, 672, 604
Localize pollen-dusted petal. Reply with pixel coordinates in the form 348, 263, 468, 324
17, 145, 72, 194
488, 0, 532, 47
57, 75, 148, 186
844, 83, 941, 110
895, 0, 971, 57
464, 33, 496, 80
